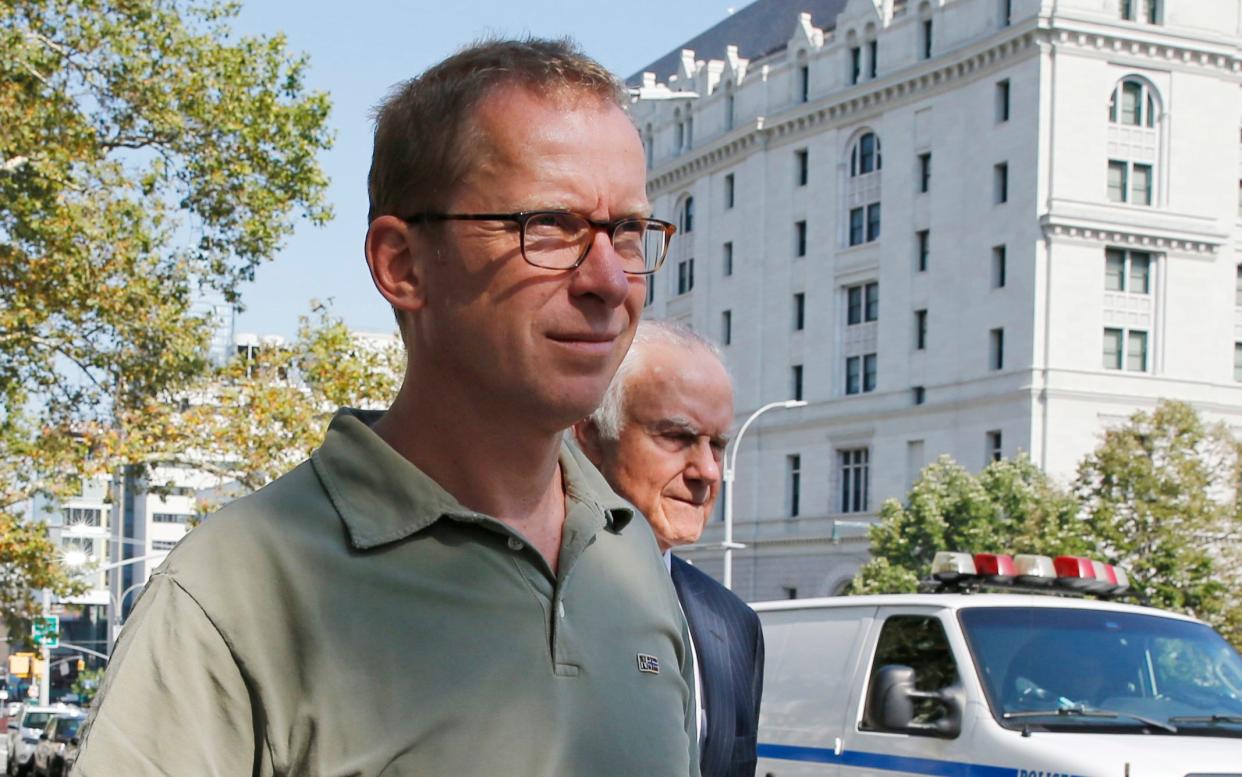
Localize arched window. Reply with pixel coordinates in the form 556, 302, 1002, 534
680, 196, 695, 234
850, 132, 882, 177
1109, 78, 1157, 128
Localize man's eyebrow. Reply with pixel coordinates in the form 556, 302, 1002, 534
650, 417, 729, 447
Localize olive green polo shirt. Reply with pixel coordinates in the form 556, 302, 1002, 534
75, 409, 700, 776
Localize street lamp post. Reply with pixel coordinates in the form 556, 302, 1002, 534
62, 552, 167, 657
721, 399, 807, 591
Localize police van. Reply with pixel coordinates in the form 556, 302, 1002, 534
755, 552, 1242, 777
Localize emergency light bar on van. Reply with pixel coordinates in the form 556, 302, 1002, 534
929, 551, 1130, 596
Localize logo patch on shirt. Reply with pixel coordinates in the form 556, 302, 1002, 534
636, 653, 661, 674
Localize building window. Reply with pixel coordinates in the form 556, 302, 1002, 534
793, 292, 806, 331
912, 385, 926, 405
839, 448, 870, 514
644, 124, 654, 169
680, 196, 695, 233
783, 586, 799, 600
916, 230, 930, 272
787, 454, 802, 516
645, 276, 655, 307
62, 507, 103, 527
847, 282, 879, 325
986, 430, 1003, 463
1103, 327, 1149, 372
799, 64, 810, 102
996, 79, 1011, 122
1105, 248, 1151, 293
920, 19, 933, 59
1108, 160, 1152, 205
992, 245, 1007, 288
845, 354, 879, 395
724, 173, 735, 208
994, 162, 1009, 204
723, 242, 733, 276
1234, 343, 1242, 382
851, 132, 882, 176
850, 46, 862, 85
918, 152, 931, 193
685, 116, 694, 150
795, 220, 808, 257
677, 258, 695, 294
1236, 265, 1242, 307
724, 91, 735, 131
989, 328, 1004, 370
152, 539, 179, 552
1109, 79, 1157, 128
915, 309, 928, 350
152, 512, 189, 524
1121, 0, 1160, 24
791, 365, 804, 401
847, 204, 881, 247
1000, 0, 1012, 27
674, 112, 685, 154
868, 39, 878, 78
721, 310, 732, 346
795, 148, 809, 186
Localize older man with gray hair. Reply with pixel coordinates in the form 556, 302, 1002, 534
574, 319, 765, 777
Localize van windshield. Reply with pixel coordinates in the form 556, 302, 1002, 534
959, 607, 1242, 736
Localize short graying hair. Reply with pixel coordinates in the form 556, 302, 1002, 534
589, 320, 726, 441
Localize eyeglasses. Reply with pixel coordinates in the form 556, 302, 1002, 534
402, 210, 676, 276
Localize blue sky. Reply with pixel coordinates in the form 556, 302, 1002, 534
231, 0, 738, 337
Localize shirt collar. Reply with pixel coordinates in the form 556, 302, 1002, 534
311, 408, 633, 549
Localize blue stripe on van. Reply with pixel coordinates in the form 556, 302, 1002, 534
758, 743, 1083, 777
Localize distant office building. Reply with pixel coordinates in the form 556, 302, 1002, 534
630, 0, 1242, 601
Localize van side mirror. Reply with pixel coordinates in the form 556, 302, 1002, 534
867, 664, 964, 739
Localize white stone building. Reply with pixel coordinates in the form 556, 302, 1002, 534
630, 0, 1242, 602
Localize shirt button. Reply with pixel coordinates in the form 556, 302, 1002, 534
507, 536, 524, 551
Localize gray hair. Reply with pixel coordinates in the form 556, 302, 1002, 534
589, 320, 726, 441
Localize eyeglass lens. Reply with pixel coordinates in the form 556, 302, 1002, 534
522, 213, 666, 273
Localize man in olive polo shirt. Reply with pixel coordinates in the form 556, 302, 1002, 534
74, 38, 699, 776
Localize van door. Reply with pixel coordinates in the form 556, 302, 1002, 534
756, 605, 875, 777
840, 607, 977, 777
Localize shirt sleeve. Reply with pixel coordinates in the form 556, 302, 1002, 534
73, 573, 263, 777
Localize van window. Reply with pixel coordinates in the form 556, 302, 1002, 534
864, 615, 959, 726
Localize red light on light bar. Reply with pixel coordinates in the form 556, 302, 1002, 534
973, 553, 1016, 580
1053, 555, 1098, 590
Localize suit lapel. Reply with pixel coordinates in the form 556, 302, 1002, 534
671, 557, 735, 775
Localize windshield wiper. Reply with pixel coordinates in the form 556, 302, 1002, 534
1168, 714, 1242, 727
1004, 706, 1178, 733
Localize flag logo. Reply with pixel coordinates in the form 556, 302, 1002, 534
636, 653, 661, 674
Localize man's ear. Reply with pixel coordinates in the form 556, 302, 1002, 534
571, 418, 604, 464
365, 215, 428, 315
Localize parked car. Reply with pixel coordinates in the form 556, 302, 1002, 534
4, 706, 71, 777
31, 713, 83, 777
54, 736, 77, 777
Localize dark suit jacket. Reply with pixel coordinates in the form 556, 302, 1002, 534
670, 555, 765, 777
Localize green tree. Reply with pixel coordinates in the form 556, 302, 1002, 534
71, 666, 105, 707
151, 304, 403, 501
1, 0, 333, 623
1075, 400, 1242, 640
851, 455, 1086, 594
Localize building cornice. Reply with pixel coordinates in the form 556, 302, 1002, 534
1040, 217, 1222, 256
647, 16, 1242, 198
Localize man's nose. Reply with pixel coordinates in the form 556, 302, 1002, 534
568, 229, 632, 307
686, 439, 722, 485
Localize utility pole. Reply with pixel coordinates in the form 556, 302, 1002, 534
37, 589, 49, 705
